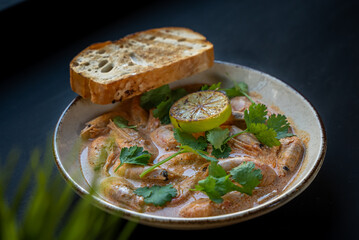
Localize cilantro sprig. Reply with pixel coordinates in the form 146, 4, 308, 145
114, 146, 151, 172
225, 103, 294, 147
140, 85, 187, 124
139, 129, 217, 178
194, 161, 262, 203
135, 80, 294, 204
112, 116, 137, 130
134, 184, 177, 206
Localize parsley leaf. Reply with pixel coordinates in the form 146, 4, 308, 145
134, 184, 177, 206
113, 116, 137, 130
230, 162, 263, 195
115, 146, 151, 171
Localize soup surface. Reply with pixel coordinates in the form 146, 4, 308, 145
79, 84, 305, 218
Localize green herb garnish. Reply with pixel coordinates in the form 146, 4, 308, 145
115, 146, 151, 172
140, 85, 187, 124
193, 161, 262, 203
113, 116, 137, 130
134, 184, 177, 206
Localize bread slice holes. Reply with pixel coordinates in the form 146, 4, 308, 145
149, 36, 156, 40
72, 61, 79, 66
98, 60, 108, 68
101, 63, 114, 73
97, 49, 106, 54
177, 38, 186, 42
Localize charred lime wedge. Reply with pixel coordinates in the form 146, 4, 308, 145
169, 90, 231, 133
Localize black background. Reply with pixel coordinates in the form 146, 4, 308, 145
1, 0, 358, 239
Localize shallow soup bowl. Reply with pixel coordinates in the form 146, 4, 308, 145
53, 60, 326, 230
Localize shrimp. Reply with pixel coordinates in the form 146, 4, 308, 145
128, 97, 149, 130
108, 120, 158, 157
99, 177, 145, 212
81, 111, 126, 139
179, 192, 243, 217
218, 157, 277, 186
146, 109, 161, 132
115, 164, 180, 181
87, 135, 118, 174
150, 125, 179, 151
277, 136, 304, 176
171, 169, 208, 205
227, 125, 261, 157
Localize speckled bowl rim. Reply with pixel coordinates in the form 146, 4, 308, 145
53, 60, 327, 229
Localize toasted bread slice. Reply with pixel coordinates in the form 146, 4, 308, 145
70, 27, 214, 105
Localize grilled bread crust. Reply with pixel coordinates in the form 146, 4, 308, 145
70, 27, 214, 104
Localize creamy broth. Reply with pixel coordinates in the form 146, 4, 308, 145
79, 85, 305, 218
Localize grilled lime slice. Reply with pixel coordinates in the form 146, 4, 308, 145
169, 90, 232, 133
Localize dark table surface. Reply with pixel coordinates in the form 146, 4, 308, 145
1, 0, 358, 239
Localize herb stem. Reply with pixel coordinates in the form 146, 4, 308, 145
139, 150, 186, 178
242, 91, 255, 104
224, 130, 248, 143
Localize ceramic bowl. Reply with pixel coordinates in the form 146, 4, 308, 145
53, 61, 326, 230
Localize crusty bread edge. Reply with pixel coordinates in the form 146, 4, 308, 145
70, 28, 214, 105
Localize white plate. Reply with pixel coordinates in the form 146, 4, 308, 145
53, 61, 326, 229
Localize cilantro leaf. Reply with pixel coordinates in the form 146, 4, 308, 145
152, 98, 172, 124
222, 82, 249, 99
140, 85, 171, 110
244, 103, 267, 125
247, 123, 280, 147
112, 116, 137, 130
201, 82, 221, 91
243, 103, 294, 147
146, 86, 188, 124
193, 175, 240, 203
208, 160, 226, 177
116, 146, 151, 171
266, 114, 294, 139
206, 128, 232, 158
211, 143, 231, 159
206, 128, 230, 150
230, 162, 262, 195
173, 128, 207, 151
134, 184, 177, 206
